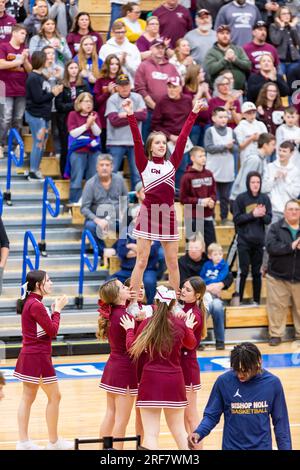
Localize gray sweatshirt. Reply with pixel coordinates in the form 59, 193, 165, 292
230, 151, 268, 200
184, 28, 217, 65
215, 1, 261, 47
81, 173, 128, 221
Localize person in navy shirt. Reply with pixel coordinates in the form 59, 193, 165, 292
188, 342, 292, 450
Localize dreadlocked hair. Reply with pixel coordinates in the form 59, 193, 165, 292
130, 299, 176, 360
96, 279, 120, 340
230, 342, 262, 374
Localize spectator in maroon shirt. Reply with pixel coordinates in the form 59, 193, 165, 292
256, 82, 285, 138
67, 92, 102, 202
134, 37, 179, 141
153, 0, 193, 48
152, 75, 193, 189
67, 11, 103, 57
0, 24, 31, 159
136, 15, 162, 61
0, 0, 16, 43
183, 63, 211, 147
208, 74, 242, 129
94, 54, 123, 152
243, 20, 280, 74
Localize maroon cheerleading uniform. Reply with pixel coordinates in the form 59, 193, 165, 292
13, 293, 60, 385
99, 305, 138, 395
180, 302, 203, 392
127, 111, 198, 241
126, 316, 197, 408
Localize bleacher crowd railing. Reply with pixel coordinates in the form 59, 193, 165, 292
75, 229, 99, 309
21, 231, 40, 294
4, 128, 24, 206
39, 177, 60, 257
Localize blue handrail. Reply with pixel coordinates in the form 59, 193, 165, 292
39, 177, 60, 256
0, 190, 3, 217
4, 129, 24, 206
21, 231, 40, 295
75, 229, 98, 309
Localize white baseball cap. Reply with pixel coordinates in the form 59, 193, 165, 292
242, 101, 257, 113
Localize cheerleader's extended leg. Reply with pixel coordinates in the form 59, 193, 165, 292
160, 241, 180, 293
164, 408, 188, 450
130, 239, 152, 302
140, 408, 162, 450
40, 382, 61, 444
17, 382, 39, 442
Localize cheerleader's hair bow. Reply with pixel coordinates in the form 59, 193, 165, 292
98, 299, 112, 319
154, 285, 177, 306
21, 282, 28, 300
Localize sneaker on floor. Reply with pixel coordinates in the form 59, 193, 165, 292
269, 337, 281, 346
27, 171, 45, 182
46, 438, 74, 450
216, 341, 225, 350
16, 440, 44, 450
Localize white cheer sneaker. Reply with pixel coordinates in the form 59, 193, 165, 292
46, 438, 74, 450
16, 440, 45, 450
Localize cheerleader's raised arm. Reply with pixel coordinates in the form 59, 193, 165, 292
122, 98, 148, 173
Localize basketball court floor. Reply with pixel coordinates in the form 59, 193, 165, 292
1, 342, 299, 450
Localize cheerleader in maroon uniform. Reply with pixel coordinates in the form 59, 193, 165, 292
121, 98, 203, 314
120, 285, 197, 450
14, 270, 72, 450
179, 276, 207, 437
98, 279, 138, 450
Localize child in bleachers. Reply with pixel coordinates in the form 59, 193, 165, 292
200, 243, 229, 288
204, 107, 235, 225
235, 101, 267, 165
275, 107, 300, 169
179, 146, 217, 247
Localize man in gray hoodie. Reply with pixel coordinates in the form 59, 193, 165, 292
230, 133, 276, 202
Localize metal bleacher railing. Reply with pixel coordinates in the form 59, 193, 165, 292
75, 229, 99, 309
0, 190, 3, 217
74, 435, 141, 450
3, 128, 24, 206
39, 177, 60, 257
21, 231, 40, 294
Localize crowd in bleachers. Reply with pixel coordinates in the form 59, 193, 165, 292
0, 0, 300, 346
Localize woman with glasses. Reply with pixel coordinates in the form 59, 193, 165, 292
136, 16, 165, 60
116, 2, 146, 44
208, 75, 242, 129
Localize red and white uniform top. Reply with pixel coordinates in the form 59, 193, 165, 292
127, 111, 198, 208
20, 293, 60, 355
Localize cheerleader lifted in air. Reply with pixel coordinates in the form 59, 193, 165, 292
121, 98, 203, 313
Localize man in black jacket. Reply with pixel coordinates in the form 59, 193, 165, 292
233, 171, 272, 305
266, 199, 300, 346
179, 235, 233, 349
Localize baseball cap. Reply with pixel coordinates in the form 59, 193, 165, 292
217, 24, 230, 33
253, 20, 267, 30
197, 9, 210, 17
151, 37, 165, 48
116, 73, 130, 85
241, 101, 257, 113
167, 76, 181, 87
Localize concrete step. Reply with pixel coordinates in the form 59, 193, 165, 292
0, 291, 101, 312
0, 309, 99, 337
6, 227, 81, 243
2, 213, 72, 227
0, 280, 101, 299
0, 178, 43, 191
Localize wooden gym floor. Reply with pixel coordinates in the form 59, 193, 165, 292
0, 342, 299, 450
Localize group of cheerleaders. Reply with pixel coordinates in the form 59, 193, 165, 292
13, 99, 206, 450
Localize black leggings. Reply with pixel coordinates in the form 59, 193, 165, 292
238, 242, 264, 303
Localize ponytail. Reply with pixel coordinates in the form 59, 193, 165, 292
16, 270, 47, 315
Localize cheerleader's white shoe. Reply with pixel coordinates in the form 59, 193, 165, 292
16, 440, 45, 450
46, 438, 74, 450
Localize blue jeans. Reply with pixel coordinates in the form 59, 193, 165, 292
175, 152, 190, 191
108, 146, 140, 190
24, 111, 49, 172
69, 151, 99, 202
156, 244, 166, 281
107, 3, 123, 39
84, 220, 106, 257
207, 297, 225, 343
142, 109, 153, 143
112, 268, 157, 304
190, 123, 211, 147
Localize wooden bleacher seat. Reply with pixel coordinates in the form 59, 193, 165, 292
23, 133, 54, 154
225, 305, 293, 328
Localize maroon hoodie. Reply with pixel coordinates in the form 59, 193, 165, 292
179, 165, 216, 219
